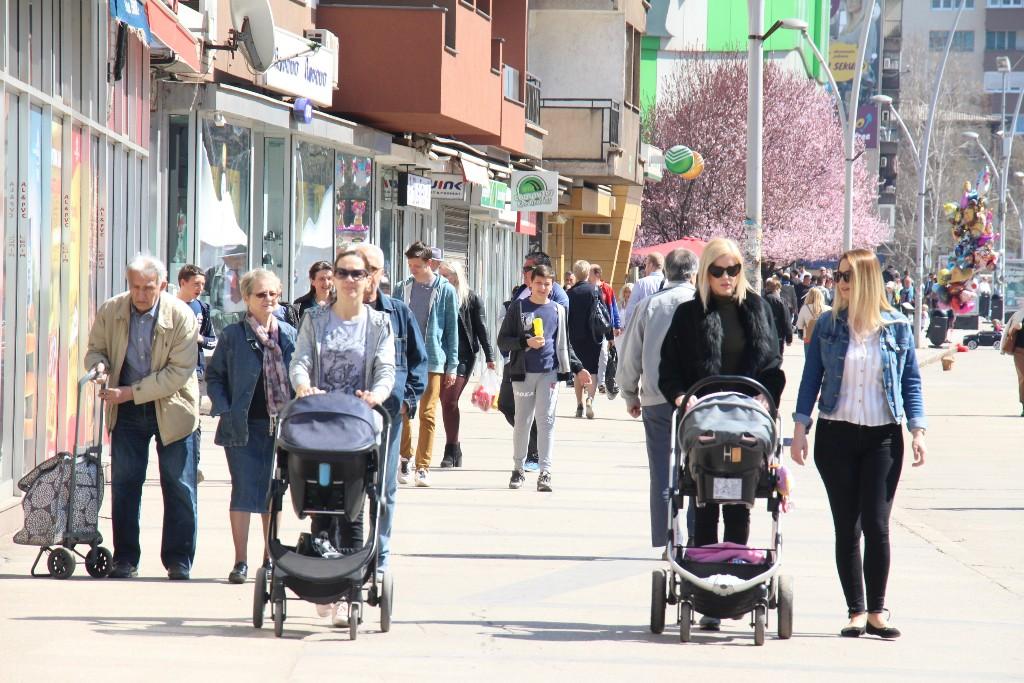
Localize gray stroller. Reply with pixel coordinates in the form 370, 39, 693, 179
650, 376, 793, 645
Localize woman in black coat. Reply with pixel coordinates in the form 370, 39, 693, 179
659, 239, 785, 569
566, 260, 605, 419
764, 277, 793, 358
438, 260, 495, 467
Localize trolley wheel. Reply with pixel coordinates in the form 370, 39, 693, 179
47, 548, 76, 580
348, 602, 360, 640
679, 602, 692, 643
273, 599, 285, 638
754, 606, 766, 646
650, 570, 667, 634
380, 571, 394, 633
777, 575, 794, 640
85, 546, 113, 578
252, 567, 268, 629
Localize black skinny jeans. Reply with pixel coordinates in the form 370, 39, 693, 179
815, 419, 904, 614
694, 503, 750, 547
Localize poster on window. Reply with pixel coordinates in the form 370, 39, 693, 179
336, 154, 373, 245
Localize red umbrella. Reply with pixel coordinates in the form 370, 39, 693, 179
631, 238, 707, 258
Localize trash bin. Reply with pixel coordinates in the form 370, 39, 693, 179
927, 311, 949, 348
991, 294, 1004, 322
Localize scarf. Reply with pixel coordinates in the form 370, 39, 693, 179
247, 314, 289, 417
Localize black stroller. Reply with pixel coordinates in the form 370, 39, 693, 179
650, 376, 793, 645
253, 392, 393, 640
14, 369, 112, 579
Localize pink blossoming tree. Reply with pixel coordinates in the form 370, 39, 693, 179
640, 58, 889, 264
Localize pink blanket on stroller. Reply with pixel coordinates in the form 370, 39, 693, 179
686, 542, 767, 564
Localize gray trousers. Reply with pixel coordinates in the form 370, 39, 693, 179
512, 372, 559, 472
643, 402, 694, 547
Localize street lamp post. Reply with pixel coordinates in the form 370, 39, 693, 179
746, 0, 765, 292
870, 2, 967, 346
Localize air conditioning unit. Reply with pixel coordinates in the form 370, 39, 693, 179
304, 29, 340, 88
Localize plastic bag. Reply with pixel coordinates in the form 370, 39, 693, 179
472, 367, 501, 412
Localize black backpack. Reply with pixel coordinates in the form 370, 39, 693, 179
589, 292, 613, 344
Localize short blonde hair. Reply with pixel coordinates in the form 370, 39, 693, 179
572, 259, 591, 282
834, 249, 895, 336
764, 277, 781, 294
240, 268, 281, 299
696, 238, 751, 308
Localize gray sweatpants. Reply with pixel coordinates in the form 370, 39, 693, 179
512, 372, 559, 473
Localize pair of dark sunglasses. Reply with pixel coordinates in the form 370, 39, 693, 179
708, 263, 742, 279
835, 270, 853, 283
334, 268, 368, 281
251, 290, 279, 300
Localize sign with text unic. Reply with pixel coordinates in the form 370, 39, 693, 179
511, 170, 559, 212
257, 28, 338, 107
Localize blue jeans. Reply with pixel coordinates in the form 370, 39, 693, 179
643, 402, 694, 548
378, 413, 403, 570
110, 401, 198, 570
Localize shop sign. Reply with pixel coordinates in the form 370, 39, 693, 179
432, 174, 467, 201
511, 170, 559, 212
398, 172, 432, 210
257, 28, 338, 107
829, 42, 857, 83
480, 180, 509, 211
856, 103, 877, 149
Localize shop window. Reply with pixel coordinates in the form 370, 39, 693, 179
24, 105, 43, 473
335, 153, 373, 246
198, 119, 251, 334
0, 94, 8, 483
582, 222, 612, 237
261, 137, 288, 292
166, 116, 190, 284
293, 140, 334, 292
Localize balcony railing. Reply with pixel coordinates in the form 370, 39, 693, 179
540, 98, 621, 147
525, 73, 541, 125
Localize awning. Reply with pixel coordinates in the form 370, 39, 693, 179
459, 157, 491, 187
110, 0, 152, 44
632, 238, 707, 258
147, 0, 201, 73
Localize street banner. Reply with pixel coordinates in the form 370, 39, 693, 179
511, 170, 559, 212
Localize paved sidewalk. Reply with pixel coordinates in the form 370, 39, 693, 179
0, 339, 1021, 682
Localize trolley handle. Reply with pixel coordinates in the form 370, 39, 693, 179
75, 365, 108, 457
680, 375, 778, 420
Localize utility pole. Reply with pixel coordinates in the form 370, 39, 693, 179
746, 0, 765, 292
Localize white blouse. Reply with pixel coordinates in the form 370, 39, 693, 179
821, 329, 896, 427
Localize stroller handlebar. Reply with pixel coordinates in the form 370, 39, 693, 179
680, 375, 778, 419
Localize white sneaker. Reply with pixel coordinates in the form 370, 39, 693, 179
316, 602, 333, 618
197, 469, 205, 484
331, 601, 349, 627
398, 459, 410, 485
415, 469, 430, 487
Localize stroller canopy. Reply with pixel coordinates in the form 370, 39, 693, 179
679, 392, 776, 454
277, 393, 382, 456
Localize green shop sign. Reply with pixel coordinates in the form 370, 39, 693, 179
480, 180, 509, 210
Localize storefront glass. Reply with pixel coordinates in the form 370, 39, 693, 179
166, 116, 190, 284
293, 140, 334, 291
262, 137, 288, 289
335, 153, 373, 245
199, 119, 251, 334
44, 118, 63, 458
24, 105, 42, 474
0, 92, 8, 480
62, 128, 83, 454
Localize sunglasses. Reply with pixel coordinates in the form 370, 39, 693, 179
251, 290, 279, 300
835, 270, 853, 283
707, 263, 742, 279
334, 267, 368, 281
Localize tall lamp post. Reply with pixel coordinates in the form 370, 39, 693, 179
870, 3, 967, 346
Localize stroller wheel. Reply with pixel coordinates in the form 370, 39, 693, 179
85, 547, 113, 578
753, 606, 766, 646
348, 602, 360, 640
380, 571, 394, 633
252, 567, 268, 629
650, 570, 666, 634
678, 602, 692, 643
47, 548, 76, 580
777, 575, 794, 640
273, 599, 285, 637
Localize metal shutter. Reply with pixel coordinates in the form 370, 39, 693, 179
442, 205, 471, 262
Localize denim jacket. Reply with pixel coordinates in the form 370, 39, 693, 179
373, 293, 427, 419
794, 309, 927, 432
205, 319, 297, 448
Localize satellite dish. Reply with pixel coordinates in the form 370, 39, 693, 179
230, 0, 276, 74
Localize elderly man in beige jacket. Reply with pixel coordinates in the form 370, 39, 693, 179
85, 255, 200, 580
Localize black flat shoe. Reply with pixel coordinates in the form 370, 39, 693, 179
865, 622, 901, 639
840, 625, 865, 637
108, 562, 138, 579
167, 566, 191, 581
228, 561, 248, 584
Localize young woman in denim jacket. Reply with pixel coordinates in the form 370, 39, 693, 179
790, 249, 928, 640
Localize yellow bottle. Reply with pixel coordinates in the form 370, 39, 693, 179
532, 317, 544, 337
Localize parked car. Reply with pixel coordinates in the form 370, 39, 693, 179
963, 329, 1002, 350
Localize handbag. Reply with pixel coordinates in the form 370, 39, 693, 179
589, 293, 613, 344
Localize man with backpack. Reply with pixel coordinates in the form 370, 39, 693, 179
589, 264, 622, 397
566, 260, 611, 419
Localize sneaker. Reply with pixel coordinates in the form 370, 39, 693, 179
398, 459, 410, 484
415, 469, 430, 487
537, 471, 552, 492
598, 385, 607, 394
575, 404, 584, 418
524, 453, 540, 472
585, 399, 595, 420
509, 470, 526, 489
197, 468, 205, 484
699, 615, 721, 631
331, 601, 349, 627
313, 533, 343, 560
316, 602, 333, 618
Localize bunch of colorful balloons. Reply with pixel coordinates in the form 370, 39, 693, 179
931, 169, 1000, 316
664, 145, 705, 180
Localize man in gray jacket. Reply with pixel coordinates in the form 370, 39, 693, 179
618, 248, 698, 551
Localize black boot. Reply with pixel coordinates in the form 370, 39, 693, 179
453, 443, 463, 467
440, 444, 456, 468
